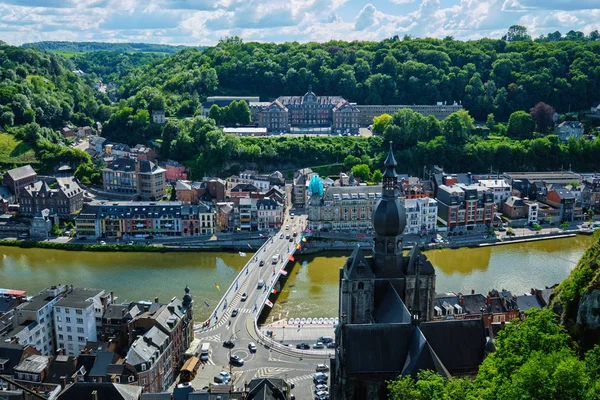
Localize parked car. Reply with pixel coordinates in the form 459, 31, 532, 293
223, 340, 235, 349
296, 343, 310, 350
313, 342, 324, 349
241, 292, 247, 301
314, 384, 328, 394
314, 390, 329, 400
289, 238, 293, 242
318, 336, 333, 344
231, 308, 239, 317
279, 234, 284, 239
316, 364, 329, 372
99, 241, 107, 245
326, 342, 336, 349
214, 371, 231, 384
314, 372, 328, 383
248, 342, 257, 353
230, 355, 244, 366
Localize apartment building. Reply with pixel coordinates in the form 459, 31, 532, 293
102, 158, 166, 200
0, 285, 67, 356
477, 179, 511, 208
125, 326, 173, 393
53, 287, 113, 356
436, 183, 495, 229
19, 177, 84, 218
404, 197, 438, 235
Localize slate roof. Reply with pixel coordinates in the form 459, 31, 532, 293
402, 327, 449, 378
505, 196, 524, 208
125, 326, 168, 367
516, 294, 543, 312
47, 355, 78, 384
230, 183, 259, 192
5, 165, 36, 181
106, 158, 136, 172
14, 354, 50, 374
0, 343, 26, 375
247, 378, 289, 400
54, 288, 103, 309
89, 352, 115, 378
405, 247, 435, 275
57, 382, 142, 400
343, 245, 374, 281
373, 281, 411, 324
102, 304, 129, 321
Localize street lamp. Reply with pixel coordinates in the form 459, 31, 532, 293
282, 326, 285, 343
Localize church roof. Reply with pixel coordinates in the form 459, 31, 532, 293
344, 245, 374, 280
373, 281, 411, 324
401, 327, 450, 378
405, 247, 435, 275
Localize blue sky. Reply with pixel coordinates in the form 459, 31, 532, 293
1, 0, 599, 46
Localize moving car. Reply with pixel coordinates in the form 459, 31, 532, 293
259, 260, 265, 267
230, 355, 244, 366
296, 343, 310, 350
279, 234, 284, 239
248, 342, 257, 353
223, 340, 235, 349
326, 342, 336, 349
257, 280, 265, 289
214, 371, 231, 384
313, 342, 324, 349
241, 292, 247, 301
286, 225, 290, 230
318, 336, 334, 344
231, 308, 239, 317
316, 364, 329, 372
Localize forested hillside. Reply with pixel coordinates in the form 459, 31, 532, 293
22, 41, 190, 54
0, 43, 101, 172
119, 35, 600, 121
69, 51, 165, 81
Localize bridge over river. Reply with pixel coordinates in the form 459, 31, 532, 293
192, 213, 335, 399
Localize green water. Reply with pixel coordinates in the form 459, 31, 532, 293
0, 235, 594, 320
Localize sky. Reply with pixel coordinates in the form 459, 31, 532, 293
0, 0, 599, 46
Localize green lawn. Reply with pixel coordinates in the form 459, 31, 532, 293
50, 50, 81, 58
0, 133, 37, 163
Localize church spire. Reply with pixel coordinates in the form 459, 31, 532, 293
382, 141, 398, 198
411, 254, 422, 326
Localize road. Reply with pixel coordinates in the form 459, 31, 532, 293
193, 213, 331, 400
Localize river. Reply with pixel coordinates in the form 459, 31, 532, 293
0, 235, 594, 321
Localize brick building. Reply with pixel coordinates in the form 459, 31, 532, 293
436, 183, 495, 229
19, 177, 84, 218
2, 165, 37, 197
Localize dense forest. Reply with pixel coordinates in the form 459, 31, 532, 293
21, 41, 192, 54
388, 231, 600, 399
117, 32, 600, 121
69, 51, 166, 82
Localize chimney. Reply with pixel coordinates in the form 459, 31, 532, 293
471, 289, 475, 295
92, 390, 98, 400
460, 297, 465, 306
155, 297, 159, 304
61, 376, 67, 389
486, 295, 491, 305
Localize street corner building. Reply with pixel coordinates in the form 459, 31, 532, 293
330, 143, 488, 400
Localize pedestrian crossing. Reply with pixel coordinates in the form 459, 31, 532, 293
287, 372, 316, 384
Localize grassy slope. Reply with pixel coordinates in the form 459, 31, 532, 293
0, 133, 37, 164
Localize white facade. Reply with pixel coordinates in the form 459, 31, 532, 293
478, 179, 511, 207
528, 202, 539, 224
13, 286, 66, 356
404, 198, 438, 235
53, 288, 111, 356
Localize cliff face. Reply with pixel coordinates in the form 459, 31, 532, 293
551, 231, 600, 351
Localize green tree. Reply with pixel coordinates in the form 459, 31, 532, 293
50, 223, 61, 236
351, 163, 371, 181
486, 113, 496, 130
372, 113, 392, 135
372, 169, 383, 183
502, 25, 531, 42
507, 110, 535, 139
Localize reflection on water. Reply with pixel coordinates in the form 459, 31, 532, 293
1, 235, 595, 321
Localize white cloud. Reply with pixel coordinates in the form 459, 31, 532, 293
0, 0, 599, 46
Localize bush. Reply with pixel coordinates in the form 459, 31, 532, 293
532, 223, 542, 231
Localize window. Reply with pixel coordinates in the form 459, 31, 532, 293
55, 307, 61, 313
77, 327, 84, 333
76, 309, 82, 315
141, 364, 147, 371
68, 335, 72, 341
65, 309, 70, 314
67, 326, 71, 332
56, 316, 62, 322
128, 376, 135, 383
142, 378, 147, 385
57, 325, 63, 331
58, 334, 63, 340
65, 317, 71, 323
78, 336, 85, 342
76, 318, 83, 324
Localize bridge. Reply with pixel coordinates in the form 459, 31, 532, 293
192, 213, 336, 398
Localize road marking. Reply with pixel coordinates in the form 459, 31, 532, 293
197, 333, 221, 343
253, 367, 294, 379
287, 372, 316, 384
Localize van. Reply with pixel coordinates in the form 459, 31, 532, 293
200, 343, 210, 362
272, 255, 279, 264
257, 280, 265, 289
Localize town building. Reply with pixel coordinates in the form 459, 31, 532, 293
504, 171, 582, 200
477, 179, 511, 208
307, 178, 381, 233
404, 198, 438, 235
256, 197, 284, 231
229, 183, 261, 203
57, 382, 142, 400
162, 160, 188, 182
102, 158, 166, 200
125, 326, 173, 393
2, 165, 37, 197
0, 288, 26, 317
581, 175, 600, 211
354, 102, 463, 125
19, 177, 84, 218
255, 87, 360, 134
331, 144, 486, 399
0, 285, 67, 356
181, 203, 215, 235
503, 196, 539, 224
131, 144, 156, 162
555, 121, 584, 141
537, 186, 576, 222
215, 202, 238, 232
76, 126, 92, 138
400, 177, 434, 199
151, 110, 166, 124
435, 183, 495, 229
53, 287, 114, 356
292, 168, 315, 207
29, 209, 57, 239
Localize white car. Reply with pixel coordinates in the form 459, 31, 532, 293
316, 364, 329, 372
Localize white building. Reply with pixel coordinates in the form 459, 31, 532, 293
404, 198, 438, 235
152, 110, 166, 124
53, 287, 113, 356
3, 285, 67, 356
478, 179, 511, 208
256, 197, 283, 231
527, 201, 539, 224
